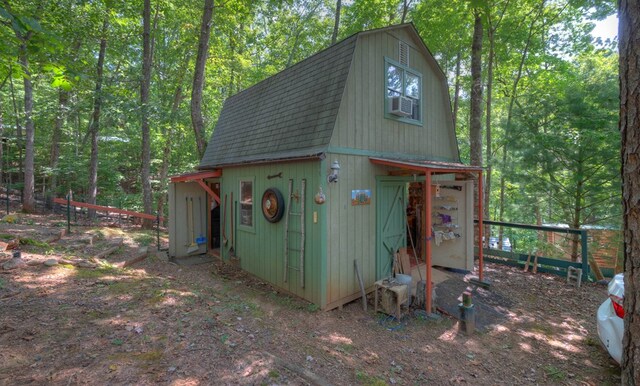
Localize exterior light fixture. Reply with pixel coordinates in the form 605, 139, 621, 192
327, 160, 340, 183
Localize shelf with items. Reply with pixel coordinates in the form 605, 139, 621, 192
431, 194, 461, 245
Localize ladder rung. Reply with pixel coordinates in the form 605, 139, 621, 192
287, 230, 303, 234
289, 212, 302, 216
287, 266, 300, 271
288, 248, 302, 252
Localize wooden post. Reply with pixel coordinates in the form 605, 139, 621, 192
66, 191, 71, 234
425, 171, 433, 314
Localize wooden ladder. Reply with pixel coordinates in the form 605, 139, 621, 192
283, 179, 306, 287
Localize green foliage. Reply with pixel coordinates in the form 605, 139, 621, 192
355, 370, 387, 386
0, 0, 619, 233
543, 365, 566, 380
133, 232, 155, 247
19, 238, 48, 248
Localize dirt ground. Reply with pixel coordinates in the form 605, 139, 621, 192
0, 211, 622, 385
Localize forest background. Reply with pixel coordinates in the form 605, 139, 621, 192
0, 0, 620, 236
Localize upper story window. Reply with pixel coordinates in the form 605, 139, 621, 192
385, 57, 422, 124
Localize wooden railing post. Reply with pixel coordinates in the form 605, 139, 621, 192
580, 229, 589, 281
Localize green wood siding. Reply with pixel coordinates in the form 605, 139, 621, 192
330, 29, 458, 161
324, 153, 396, 308
188, 25, 464, 310
219, 161, 325, 306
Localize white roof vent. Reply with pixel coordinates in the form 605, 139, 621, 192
399, 41, 409, 66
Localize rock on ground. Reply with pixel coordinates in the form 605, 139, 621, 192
2, 258, 26, 270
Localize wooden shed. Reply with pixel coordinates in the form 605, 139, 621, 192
169, 24, 484, 311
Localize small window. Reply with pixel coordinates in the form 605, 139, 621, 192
385, 57, 422, 123
239, 180, 253, 227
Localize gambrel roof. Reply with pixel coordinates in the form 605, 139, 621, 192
199, 24, 453, 169
199, 34, 357, 168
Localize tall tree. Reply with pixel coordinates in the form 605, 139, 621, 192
88, 16, 109, 219
400, 0, 412, 24
331, 0, 341, 45
469, 7, 483, 219
619, 0, 640, 382
511, 53, 619, 256
497, 1, 544, 245
2, 0, 40, 212
141, 0, 153, 227
483, 0, 509, 236
191, 0, 214, 159
49, 89, 67, 206
469, 8, 483, 168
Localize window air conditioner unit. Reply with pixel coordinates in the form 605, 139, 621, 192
389, 96, 413, 117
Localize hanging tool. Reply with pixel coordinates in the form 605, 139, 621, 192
186, 197, 199, 253
229, 191, 235, 256
406, 219, 423, 281
184, 197, 190, 246
196, 196, 206, 245
354, 259, 367, 311
222, 194, 228, 246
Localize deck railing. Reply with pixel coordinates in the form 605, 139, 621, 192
475, 220, 589, 281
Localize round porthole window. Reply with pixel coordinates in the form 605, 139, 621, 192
262, 188, 285, 223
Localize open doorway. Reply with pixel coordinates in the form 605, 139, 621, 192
209, 181, 221, 253
407, 181, 424, 263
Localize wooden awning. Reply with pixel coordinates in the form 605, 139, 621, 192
369, 157, 484, 174
370, 157, 484, 315
170, 169, 222, 204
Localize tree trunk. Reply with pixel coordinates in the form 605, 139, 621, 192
400, 0, 410, 24
619, 0, 640, 382
452, 51, 461, 130
88, 17, 109, 219
331, 0, 341, 45
49, 89, 68, 207
0, 111, 3, 192
141, 0, 153, 228
19, 45, 35, 212
286, 29, 303, 68
498, 8, 539, 245
0, 75, 8, 195
469, 9, 483, 218
469, 10, 483, 168
484, 25, 495, 239
8, 72, 22, 181
158, 55, 189, 225
570, 152, 584, 262
191, 0, 214, 159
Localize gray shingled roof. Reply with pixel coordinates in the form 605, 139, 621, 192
198, 34, 358, 169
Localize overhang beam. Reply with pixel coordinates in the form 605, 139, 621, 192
170, 169, 222, 204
